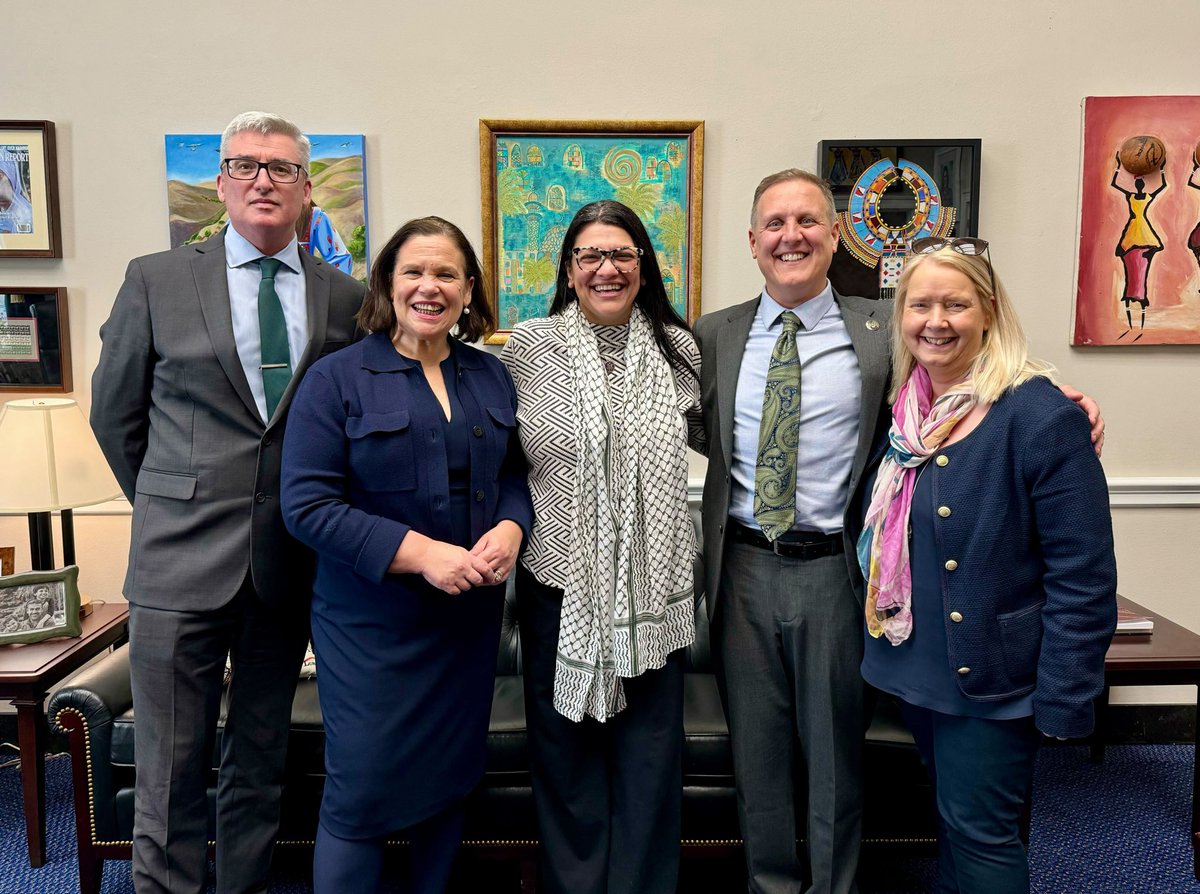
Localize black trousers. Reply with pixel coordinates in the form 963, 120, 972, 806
516, 565, 684, 894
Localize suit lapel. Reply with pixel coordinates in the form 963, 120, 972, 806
193, 232, 262, 423
836, 292, 891, 485
715, 297, 758, 470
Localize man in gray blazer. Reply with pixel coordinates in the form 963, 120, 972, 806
91, 111, 364, 894
694, 169, 890, 894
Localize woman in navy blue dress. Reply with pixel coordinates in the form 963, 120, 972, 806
282, 217, 532, 894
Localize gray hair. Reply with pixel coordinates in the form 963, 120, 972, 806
219, 111, 310, 171
750, 168, 836, 227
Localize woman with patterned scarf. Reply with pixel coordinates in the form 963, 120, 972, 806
500, 200, 704, 894
854, 238, 1117, 894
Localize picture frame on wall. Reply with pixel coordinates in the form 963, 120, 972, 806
0, 287, 72, 392
0, 565, 82, 646
0, 121, 62, 259
165, 133, 371, 282
479, 119, 704, 342
818, 138, 981, 300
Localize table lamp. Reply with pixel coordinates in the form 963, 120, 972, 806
0, 398, 122, 571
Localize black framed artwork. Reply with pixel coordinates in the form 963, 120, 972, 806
818, 139, 981, 299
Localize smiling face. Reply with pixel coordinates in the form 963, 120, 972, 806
567, 222, 645, 325
749, 179, 839, 307
900, 260, 990, 395
216, 131, 311, 255
390, 234, 473, 353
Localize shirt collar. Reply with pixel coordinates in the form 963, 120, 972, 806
223, 223, 303, 275
757, 279, 835, 332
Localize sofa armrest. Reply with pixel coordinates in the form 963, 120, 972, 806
48, 642, 133, 842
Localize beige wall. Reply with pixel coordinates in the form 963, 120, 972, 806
3, 0, 1198, 702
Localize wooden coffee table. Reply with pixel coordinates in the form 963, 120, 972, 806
0, 602, 128, 867
1099, 595, 1200, 878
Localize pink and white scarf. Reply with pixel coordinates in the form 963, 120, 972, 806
857, 365, 977, 645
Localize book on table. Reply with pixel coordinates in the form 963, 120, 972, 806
1115, 602, 1154, 635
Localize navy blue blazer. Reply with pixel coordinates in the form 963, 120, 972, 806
281, 332, 532, 587
852, 377, 1117, 739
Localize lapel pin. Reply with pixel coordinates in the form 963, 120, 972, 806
866, 319, 880, 331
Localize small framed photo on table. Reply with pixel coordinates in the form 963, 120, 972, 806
0, 566, 81, 646
0, 121, 62, 259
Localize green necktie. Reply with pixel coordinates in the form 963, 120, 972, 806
754, 311, 802, 541
257, 257, 291, 420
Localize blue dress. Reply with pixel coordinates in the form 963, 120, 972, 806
281, 332, 533, 839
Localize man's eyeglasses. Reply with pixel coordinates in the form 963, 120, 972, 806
908, 236, 996, 299
222, 157, 306, 184
571, 246, 643, 273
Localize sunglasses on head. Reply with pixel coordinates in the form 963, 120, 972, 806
907, 236, 996, 299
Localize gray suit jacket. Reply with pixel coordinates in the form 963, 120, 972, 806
693, 291, 892, 620
91, 231, 365, 611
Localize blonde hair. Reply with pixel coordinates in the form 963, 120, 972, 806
889, 248, 1056, 405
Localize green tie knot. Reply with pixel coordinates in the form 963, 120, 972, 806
780, 310, 801, 334
259, 257, 282, 280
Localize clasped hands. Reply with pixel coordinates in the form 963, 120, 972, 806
388, 520, 523, 595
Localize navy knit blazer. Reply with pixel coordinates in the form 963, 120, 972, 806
855, 376, 1117, 740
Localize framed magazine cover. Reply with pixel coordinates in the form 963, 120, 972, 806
0, 122, 62, 259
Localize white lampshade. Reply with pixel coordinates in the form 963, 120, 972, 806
0, 398, 123, 512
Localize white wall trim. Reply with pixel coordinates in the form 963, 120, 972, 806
0, 477, 1195, 518
687, 477, 1200, 509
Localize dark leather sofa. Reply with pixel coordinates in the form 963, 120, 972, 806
49, 521, 935, 894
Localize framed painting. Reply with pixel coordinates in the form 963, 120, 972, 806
480, 119, 704, 342
0, 565, 81, 646
0, 121, 62, 259
1073, 96, 1200, 345
165, 133, 370, 281
818, 139, 981, 300
0, 287, 71, 392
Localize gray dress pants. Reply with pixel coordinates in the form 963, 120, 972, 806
713, 539, 864, 894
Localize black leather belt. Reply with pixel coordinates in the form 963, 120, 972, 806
728, 521, 845, 560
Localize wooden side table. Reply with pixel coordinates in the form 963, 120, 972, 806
0, 602, 128, 867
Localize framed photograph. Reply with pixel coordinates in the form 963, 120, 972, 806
0, 547, 12, 576
165, 133, 370, 281
818, 139, 981, 299
480, 119, 705, 342
0, 287, 71, 392
0, 121, 62, 259
0, 565, 81, 646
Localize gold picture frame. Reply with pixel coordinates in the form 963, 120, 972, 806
480, 119, 704, 343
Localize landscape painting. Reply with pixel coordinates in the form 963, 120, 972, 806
479, 120, 704, 342
1073, 96, 1200, 345
165, 133, 369, 281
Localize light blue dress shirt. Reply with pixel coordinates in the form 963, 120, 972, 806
728, 281, 863, 535
223, 224, 310, 423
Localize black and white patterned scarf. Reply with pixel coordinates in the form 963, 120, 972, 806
553, 301, 696, 722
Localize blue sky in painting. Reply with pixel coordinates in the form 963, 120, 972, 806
165, 134, 363, 184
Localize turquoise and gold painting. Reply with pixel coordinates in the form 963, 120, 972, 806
480, 120, 704, 342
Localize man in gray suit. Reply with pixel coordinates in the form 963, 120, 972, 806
694, 169, 890, 894
91, 111, 364, 894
